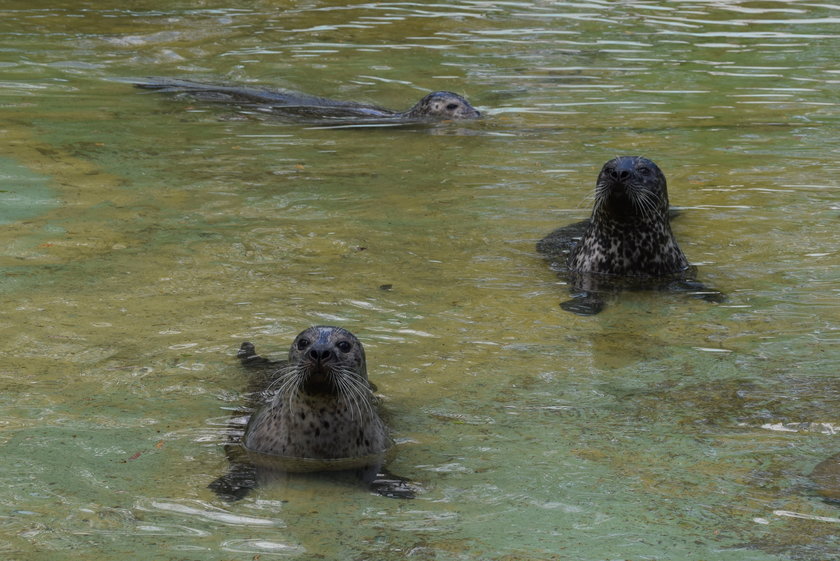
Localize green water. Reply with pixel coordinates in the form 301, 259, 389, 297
0, 158, 56, 227
1, 2, 839, 560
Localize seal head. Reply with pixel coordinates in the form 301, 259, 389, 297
291, 326, 368, 397
401, 91, 481, 120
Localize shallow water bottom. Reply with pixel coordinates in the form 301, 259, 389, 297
2, 1, 840, 559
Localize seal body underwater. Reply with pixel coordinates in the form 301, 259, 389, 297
810, 452, 840, 504
134, 77, 480, 123
209, 326, 414, 500
537, 156, 723, 315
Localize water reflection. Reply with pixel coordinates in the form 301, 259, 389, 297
140, 499, 279, 526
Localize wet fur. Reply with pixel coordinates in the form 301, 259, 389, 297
135, 78, 479, 122
243, 327, 388, 459
538, 156, 721, 314
209, 327, 413, 500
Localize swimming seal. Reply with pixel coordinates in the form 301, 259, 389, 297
209, 326, 414, 500
810, 452, 840, 504
537, 156, 723, 315
134, 77, 480, 123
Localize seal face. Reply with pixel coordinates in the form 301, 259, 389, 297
243, 326, 389, 461
568, 156, 689, 276
537, 156, 722, 315
402, 91, 481, 120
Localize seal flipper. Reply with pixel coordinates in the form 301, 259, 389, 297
207, 343, 282, 501
357, 465, 417, 499
535, 218, 589, 263
560, 293, 606, 316
665, 279, 726, 304
208, 461, 258, 502
238, 342, 284, 369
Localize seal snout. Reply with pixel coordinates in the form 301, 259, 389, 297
306, 346, 333, 364
606, 161, 634, 183
603, 156, 639, 185
302, 347, 337, 394
304, 343, 335, 382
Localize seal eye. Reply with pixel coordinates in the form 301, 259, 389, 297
296, 338, 310, 350
446, 103, 459, 111
336, 341, 353, 353
637, 166, 651, 176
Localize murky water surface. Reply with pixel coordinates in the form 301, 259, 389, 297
1, 2, 839, 560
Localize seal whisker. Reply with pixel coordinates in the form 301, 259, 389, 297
283, 375, 303, 416
266, 363, 301, 392
633, 188, 658, 222
270, 365, 305, 416
334, 373, 363, 421
272, 377, 298, 409
273, 365, 304, 395
336, 367, 375, 421
343, 369, 376, 421
632, 182, 662, 222
647, 193, 664, 221
349, 376, 377, 421
576, 190, 597, 210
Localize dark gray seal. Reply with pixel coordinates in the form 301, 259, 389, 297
537, 156, 723, 315
209, 326, 414, 500
134, 77, 480, 123
810, 452, 840, 504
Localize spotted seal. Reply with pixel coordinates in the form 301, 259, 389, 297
134, 77, 480, 123
209, 326, 414, 500
537, 156, 723, 315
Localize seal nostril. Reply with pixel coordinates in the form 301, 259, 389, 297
308, 348, 331, 361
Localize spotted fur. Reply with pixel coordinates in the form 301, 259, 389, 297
243, 326, 390, 460
537, 156, 722, 315
567, 156, 689, 276
401, 91, 481, 120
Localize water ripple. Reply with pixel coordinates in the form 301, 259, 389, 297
137, 499, 281, 527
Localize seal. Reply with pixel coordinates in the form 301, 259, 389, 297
209, 326, 414, 500
809, 452, 840, 504
134, 78, 480, 123
537, 156, 723, 315
243, 326, 389, 460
